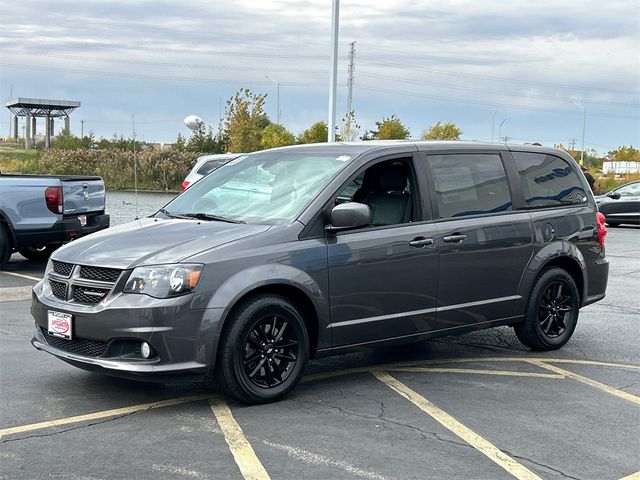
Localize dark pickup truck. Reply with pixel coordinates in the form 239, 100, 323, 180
0, 174, 110, 266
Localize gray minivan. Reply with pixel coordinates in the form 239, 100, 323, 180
31, 141, 609, 404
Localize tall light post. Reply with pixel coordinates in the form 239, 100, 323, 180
265, 75, 280, 124
498, 118, 507, 142
327, 0, 340, 142
491, 111, 498, 143
570, 98, 587, 166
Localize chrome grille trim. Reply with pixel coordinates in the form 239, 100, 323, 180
47, 264, 123, 305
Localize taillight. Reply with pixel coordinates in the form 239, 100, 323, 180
181, 180, 190, 190
45, 186, 63, 215
596, 212, 607, 246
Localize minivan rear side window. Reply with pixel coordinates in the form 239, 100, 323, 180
427, 154, 512, 218
513, 152, 587, 208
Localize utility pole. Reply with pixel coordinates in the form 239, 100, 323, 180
327, 0, 340, 142
80, 119, 85, 139
265, 75, 281, 124
570, 98, 587, 166
491, 111, 498, 143
346, 41, 356, 117
343, 41, 356, 141
569, 138, 577, 151
8, 84, 12, 138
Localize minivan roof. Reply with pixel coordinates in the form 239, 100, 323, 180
251, 140, 568, 159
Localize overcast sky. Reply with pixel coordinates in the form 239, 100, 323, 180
1, 0, 639, 153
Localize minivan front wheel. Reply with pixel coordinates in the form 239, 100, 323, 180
514, 268, 580, 350
216, 295, 309, 404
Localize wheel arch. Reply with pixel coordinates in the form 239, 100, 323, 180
204, 264, 328, 359
0, 208, 17, 247
519, 243, 587, 306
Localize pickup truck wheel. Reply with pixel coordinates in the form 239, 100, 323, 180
0, 223, 11, 267
514, 268, 580, 350
18, 245, 58, 262
216, 295, 309, 404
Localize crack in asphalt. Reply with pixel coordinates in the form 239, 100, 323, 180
0, 411, 138, 444
303, 396, 471, 450
504, 449, 584, 480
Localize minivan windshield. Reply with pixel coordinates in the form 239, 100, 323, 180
163, 149, 352, 224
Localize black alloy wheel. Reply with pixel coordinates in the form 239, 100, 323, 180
243, 313, 300, 388
216, 295, 309, 404
514, 267, 580, 350
537, 281, 573, 338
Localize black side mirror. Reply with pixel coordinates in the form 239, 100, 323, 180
607, 192, 621, 200
325, 202, 370, 233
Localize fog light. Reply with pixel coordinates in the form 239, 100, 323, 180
141, 341, 152, 359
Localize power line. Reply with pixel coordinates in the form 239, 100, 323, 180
1, 35, 344, 61
355, 84, 640, 120
358, 59, 639, 96
5, 50, 328, 74
358, 71, 638, 108
0, 63, 326, 87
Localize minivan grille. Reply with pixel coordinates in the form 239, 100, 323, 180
52, 260, 74, 277
73, 286, 111, 304
40, 327, 108, 357
49, 280, 68, 300
79, 266, 122, 283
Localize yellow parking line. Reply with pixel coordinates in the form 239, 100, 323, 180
527, 360, 640, 405
0, 394, 213, 438
208, 398, 270, 480
373, 371, 542, 480
1, 271, 41, 282
619, 471, 640, 480
302, 357, 640, 384
386, 367, 564, 379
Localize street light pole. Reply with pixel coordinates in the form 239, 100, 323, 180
491, 111, 498, 143
498, 118, 507, 142
570, 98, 587, 166
327, 0, 340, 142
265, 75, 280, 124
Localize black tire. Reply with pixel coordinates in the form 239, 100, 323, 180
0, 223, 11, 268
514, 267, 580, 351
216, 295, 309, 404
18, 245, 59, 262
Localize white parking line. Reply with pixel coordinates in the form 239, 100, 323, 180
373, 370, 543, 480
1, 271, 41, 282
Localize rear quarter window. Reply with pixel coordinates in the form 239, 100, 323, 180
427, 153, 512, 218
197, 159, 230, 176
513, 152, 587, 208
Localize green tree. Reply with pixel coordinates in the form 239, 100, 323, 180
422, 121, 462, 140
607, 145, 640, 161
223, 88, 270, 153
174, 133, 186, 151
297, 121, 328, 144
53, 128, 84, 150
260, 123, 296, 149
368, 115, 410, 140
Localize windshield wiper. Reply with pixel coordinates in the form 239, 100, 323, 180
180, 212, 246, 224
157, 208, 184, 219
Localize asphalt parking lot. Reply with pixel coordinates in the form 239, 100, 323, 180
1, 227, 638, 480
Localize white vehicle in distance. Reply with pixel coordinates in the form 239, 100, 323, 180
182, 153, 246, 190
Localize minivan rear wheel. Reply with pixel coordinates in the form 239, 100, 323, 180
514, 268, 580, 350
216, 295, 309, 404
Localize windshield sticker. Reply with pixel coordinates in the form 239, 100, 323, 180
336, 155, 352, 162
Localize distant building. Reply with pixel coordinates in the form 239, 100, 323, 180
602, 161, 640, 175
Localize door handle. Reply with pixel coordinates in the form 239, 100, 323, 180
443, 234, 467, 243
409, 237, 434, 248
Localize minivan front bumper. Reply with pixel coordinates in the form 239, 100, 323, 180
30, 281, 224, 382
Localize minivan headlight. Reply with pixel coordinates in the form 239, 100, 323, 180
124, 264, 203, 298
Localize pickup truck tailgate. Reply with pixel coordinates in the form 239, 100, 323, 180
61, 177, 106, 214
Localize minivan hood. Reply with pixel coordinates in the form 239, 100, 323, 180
53, 218, 270, 269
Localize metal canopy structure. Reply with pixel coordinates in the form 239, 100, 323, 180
5, 97, 81, 149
